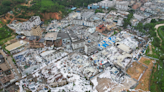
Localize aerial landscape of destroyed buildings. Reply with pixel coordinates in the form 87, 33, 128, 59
1, 0, 164, 92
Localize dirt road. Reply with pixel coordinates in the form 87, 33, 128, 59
154, 24, 164, 46
0, 50, 21, 78
21, 0, 33, 7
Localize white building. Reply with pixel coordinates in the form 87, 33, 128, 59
82, 12, 94, 21
20, 16, 41, 31
68, 12, 81, 20
98, 0, 116, 8
72, 20, 95, 27
7, 16, 41, 36
116, 17, 123, 26
72, 40, 85, 51
133, 14, 145, 21
116, 1, 129, 11
84, 42, 98, 55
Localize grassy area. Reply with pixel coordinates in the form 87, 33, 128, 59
143, 60, 150, 65
41, 0, 55, 8
114, 31, 117, 35
0, 20, 2, 24
0, 20, 14, 45
145, 46, 160, 59
0, 26, 13, 41
95, 9, 104, 13
150, 62, 164, 92
158, 26, 164, 41
0, 35, 15, 44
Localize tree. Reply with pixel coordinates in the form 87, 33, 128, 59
149, 30, 156, 37
2, 1, 12, 6
152, 37, 160, 47
151, 19, 157, 23
123, 12, 133, 28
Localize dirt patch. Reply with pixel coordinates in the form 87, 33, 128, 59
15, 18, 28, 22
1, 13, 15, 24
41, 12, 62, 21
21, 0, 33, 7
135, 57, 154, 91
96, 78, 117, 92
127, 62, 146, 80
148, 44, 152, 54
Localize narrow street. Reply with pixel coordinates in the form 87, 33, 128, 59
0, 50, 21, 79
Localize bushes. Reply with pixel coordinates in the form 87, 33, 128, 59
123, 12, 133, 28
95, 9, 104, 13
152, 37, 160, 47
10, 16, 13, 19
0, 0, 26, 15
2, 0, 12, 6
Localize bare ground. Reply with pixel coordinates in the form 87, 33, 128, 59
135, 57, 154, 91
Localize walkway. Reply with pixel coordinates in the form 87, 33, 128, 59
154, 24, 164, 46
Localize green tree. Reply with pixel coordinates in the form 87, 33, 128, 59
151, 19, 157, 23
2, 0, 12, 6
152, 37, 160, 47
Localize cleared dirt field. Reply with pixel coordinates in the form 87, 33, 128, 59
41, 12, 61, 21
135, 57, 154, 91
96, 78, 116, 92
127, 62, 146, 80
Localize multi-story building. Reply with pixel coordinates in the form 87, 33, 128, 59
29, 36, 45, 48
96, 24, 106, 33
20, 16, 41, 31
89, 31, 102, 42
116, 1, 129, 11
0, 53, 14, 86
31, 25, 43, 37
81, 12, 94, 21
45, 32, 59, 47
88, 3, 99, 9
72, 40, 85, 51
98, 0, 116, 8
84, 42, 98, 55
132, 2, 142, 10
8, 16, 42, 36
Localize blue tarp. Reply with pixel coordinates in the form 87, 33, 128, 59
108, 36, 116, 43
71, 7, 76, 10
102, 44, 107, 48
76, 10, 81, 12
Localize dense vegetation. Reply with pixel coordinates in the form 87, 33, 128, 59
0, 0, 102, 17
137, 19, 164, 92
123, 10, 134, 28
0, 21, 13, 43
0, 0, 26, 15
0, 20, 15, 46
95, 9, 104, 13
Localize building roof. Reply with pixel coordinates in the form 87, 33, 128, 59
0, 55, 5, 64
39, 38, 45, 43
92, 32, 100, 37
40, 50, 56, 57
45, 32, 58, 40
72, 39, 85, 44
29, 36, 40, 41
116, 42, 131, 53
5, 40, 27, 51
57, 32, 70, 39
